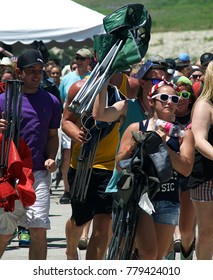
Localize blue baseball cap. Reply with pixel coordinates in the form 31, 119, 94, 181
178, 52, 190, 62
136, 55, 168, 79
136, 61, 153, 79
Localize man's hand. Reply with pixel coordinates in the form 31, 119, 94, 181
44, 159, 57, 173
0, 112, 8, 133
76, 127, 88, 144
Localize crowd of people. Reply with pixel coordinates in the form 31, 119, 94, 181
0, 43, 212, 260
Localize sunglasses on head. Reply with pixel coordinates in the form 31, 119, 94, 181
178, 91, 191, 99
74, 55, 86, 61
191, 74, 202, 79
143, 78, 162, 85
151, 93, 180, 104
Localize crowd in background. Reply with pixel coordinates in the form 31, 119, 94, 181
0, 43, 213, 260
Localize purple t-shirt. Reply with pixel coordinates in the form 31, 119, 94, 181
0, 87, 61, 171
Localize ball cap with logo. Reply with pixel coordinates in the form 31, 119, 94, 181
200, 52, 213, 67
175, 52, 190, 67
17, 49, 44, 69
75, 48, 92, 58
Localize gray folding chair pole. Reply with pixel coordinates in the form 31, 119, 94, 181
83, 72, 112, 115
0, 81, 12, 176
68, 39, 122, 114
77, 148, 96, 201
107, 206, 127, 260
74, 39, 121, 106
79, 154, 92, 192
79, 40, 123, 114
81, 40, 124, 115
3, 81, 9, 125
71, 142, 92, 199
10, 82, 18, 141
71, 117, 95, 199
0, 80, 23, 177
69, 63, 101, 113
70, 149, 86, 199
3, 81, 20, 168
106, 211, 120, 259
0, 88, 7, 170
107, 205, 122, 259
81, 136, 100, 201
119, 213, 136, 260
4, 124, 13, 167
68, 60, 104, 113
0, 130, 6, 177
11, 80, 23, 147
71, 127, 101, 202
15, 87, 23, 148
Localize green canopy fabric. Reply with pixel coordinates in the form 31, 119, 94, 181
94, 4, 151, 73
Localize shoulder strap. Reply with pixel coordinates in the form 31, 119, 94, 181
186, 122, 192, 129
139, 119, 149, 132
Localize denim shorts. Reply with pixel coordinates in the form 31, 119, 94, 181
151, 200, 180, 226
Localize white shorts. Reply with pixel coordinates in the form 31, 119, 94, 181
0, 200, 26, 235
61, 130, 71, 149
0, 170, 51, 235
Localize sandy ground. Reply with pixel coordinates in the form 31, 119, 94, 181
147, 29, 213, 63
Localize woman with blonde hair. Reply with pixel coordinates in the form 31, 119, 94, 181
189, 61, 213, 260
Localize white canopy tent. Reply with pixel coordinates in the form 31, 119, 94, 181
0, 0, 105, 52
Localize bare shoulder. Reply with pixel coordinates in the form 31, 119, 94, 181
67, 79, 86, 101
127, 121, 140, 132
128, 75, 139, 87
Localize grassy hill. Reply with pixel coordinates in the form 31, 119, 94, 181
74, 0, 213, 32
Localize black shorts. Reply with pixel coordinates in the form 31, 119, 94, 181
68, 167, 113, 226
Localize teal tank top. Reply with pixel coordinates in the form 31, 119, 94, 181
106, 99, 147, 193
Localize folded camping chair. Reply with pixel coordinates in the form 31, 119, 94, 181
0, 80, 36, 212
106, 143, 148, 260
68, 4, 151, 116
106, 130, 174, 259
68, 4, 151, 203
70, 85, 123, 202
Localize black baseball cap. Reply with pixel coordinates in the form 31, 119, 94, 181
165, 58, 176, 75
200, 52, 213, 67
17, 49, 44, 69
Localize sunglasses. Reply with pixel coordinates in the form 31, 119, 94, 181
24, 68, 43, 75
143, 78, 162, 85
151, 93, 180, 104
178, 91, 191, 99
152, 61, 168, 69
191, 74, 202, 79
74, 55, 86, 61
